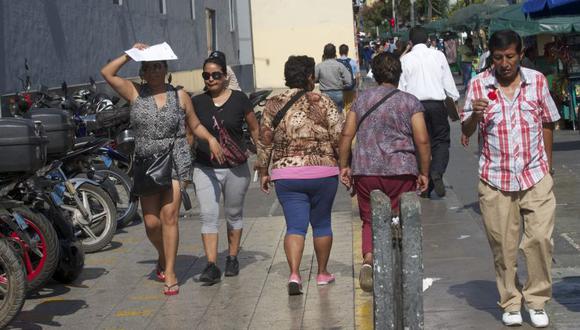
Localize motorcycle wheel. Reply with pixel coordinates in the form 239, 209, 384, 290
93, 164, 137, 228
52, 240, 84, 284
72, 184, 117, 253
11, 208, 60, 292
0, 239, 26, 328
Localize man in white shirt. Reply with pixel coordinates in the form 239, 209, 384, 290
399, 27, 459, 197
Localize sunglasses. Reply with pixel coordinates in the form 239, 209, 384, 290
202, 71, 224, 80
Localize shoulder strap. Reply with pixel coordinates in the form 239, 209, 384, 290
355, 89, 399, 133
271, 90, 307, 130
171, 86, 182, 145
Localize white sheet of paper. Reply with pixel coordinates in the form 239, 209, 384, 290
125, 42, 178, 62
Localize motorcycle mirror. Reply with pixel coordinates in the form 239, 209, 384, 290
24, 58, 29, 71
25, 76, 31, 91
168, 73, 172, 84
61, 81, 68, 97
89, 77, 97, 91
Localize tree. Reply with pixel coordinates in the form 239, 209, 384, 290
360, 0, 451, 34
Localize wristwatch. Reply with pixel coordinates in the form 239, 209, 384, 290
549, 167, 555, 175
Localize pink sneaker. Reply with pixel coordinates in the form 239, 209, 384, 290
288, 274, 302, 296
316, 273, 336, 285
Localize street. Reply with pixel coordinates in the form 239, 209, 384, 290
9, 90, 580, 329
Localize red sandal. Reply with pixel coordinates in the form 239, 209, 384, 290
163, 283, 179, 296
155, 264, 166, 282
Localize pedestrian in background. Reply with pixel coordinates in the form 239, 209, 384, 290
459, 37, 477, 88
191, 54, 260, 284
100, 43, 224, 296
338, 52, 430, 292
315, 43, 353, 112
337, 44, 360, 113
444, 37, 458, 67
399, 26, 459, 198
256, 55, 344, 296
461, 29, 559, 328
363, 44, 374, 71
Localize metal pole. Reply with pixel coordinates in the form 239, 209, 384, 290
371, 190, 394, 330
410, 0, 415, 27
392, 0, 397, 33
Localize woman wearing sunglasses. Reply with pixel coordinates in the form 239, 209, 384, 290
191, 55, 260, 284
100, 43, 224, 296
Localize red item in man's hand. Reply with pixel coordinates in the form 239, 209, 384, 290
487, 89, 498, 101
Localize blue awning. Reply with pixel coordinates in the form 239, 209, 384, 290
522, 0, 580, 17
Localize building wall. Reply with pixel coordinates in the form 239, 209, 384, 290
0, 0, 253, 102
250, 0, 356, 89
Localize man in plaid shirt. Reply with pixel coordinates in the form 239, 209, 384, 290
461, 30, 559, 328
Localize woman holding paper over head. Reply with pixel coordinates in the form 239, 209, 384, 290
101, 42, 224, 296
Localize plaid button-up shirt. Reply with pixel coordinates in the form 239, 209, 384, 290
461, 67, 560, 192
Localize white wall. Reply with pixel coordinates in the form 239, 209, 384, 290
251, 0, 356, 88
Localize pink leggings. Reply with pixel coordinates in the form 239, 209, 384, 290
354, 175, 417, 258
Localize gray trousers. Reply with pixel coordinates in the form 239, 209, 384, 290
193, 162, 251, 234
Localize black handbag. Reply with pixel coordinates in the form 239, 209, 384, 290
132, 136, 177, 197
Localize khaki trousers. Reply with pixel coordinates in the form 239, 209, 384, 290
478, 174, 555, 312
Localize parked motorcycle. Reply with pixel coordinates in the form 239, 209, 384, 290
12, 161, 85, 283
0, 201, 60, 292
91, 146, 136, 227
20, 106, 117, 254
0, 118, 60, 292
0, 238, 26, 328
51, 139, 118, 253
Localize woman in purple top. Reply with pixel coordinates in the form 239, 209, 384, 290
338, 52, 431, 292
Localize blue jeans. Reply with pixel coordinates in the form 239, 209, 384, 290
274, 176, 338, 237
322, 90, 344, 112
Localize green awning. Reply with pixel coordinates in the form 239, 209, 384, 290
489, 3, 580, 36
447, 0, 510, 30
423, 19, 451, 33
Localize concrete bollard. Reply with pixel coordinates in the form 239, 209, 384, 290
371, 190, 394, 330
371, 190, 424, 330
401, 192, 424, 330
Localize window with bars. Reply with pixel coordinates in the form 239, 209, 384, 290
206, 9, 217, 53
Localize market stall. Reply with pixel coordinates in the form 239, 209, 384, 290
489, 2, 580, 129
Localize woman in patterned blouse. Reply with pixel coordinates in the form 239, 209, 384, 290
338, 52, 431, 292
256, 55, 344, 295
